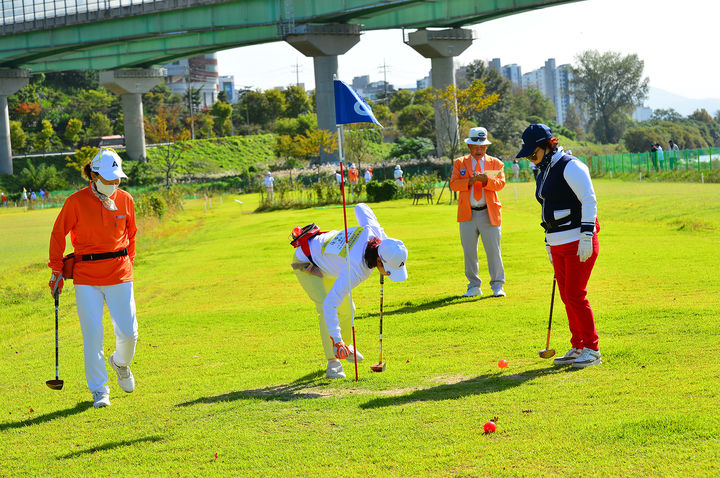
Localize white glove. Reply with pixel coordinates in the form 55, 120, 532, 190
577, 234, 593, 262
546, 244, 553, 265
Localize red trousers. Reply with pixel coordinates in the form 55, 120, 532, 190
550, 234, 599, 351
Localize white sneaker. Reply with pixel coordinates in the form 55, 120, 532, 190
462, 287, 482, 297
93, 391, 111, 408
346, 345, 364, 363
492, 288, 506, 297
572, 348, 602, 368
109, 353, 135, 393
326, 360, 346, 379
553, 347, 582, 365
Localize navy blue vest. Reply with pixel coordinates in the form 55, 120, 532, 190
535, 155, 582, 233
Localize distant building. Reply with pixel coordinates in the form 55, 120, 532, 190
362, 80, 396, 100
633, 106, 653, 122
416, 72, 431, 90
219, 75, 235, 102
518, 58, 574, 125
352, 75, 370, 91
164, 54, 220, 108
501, 64, 522, 84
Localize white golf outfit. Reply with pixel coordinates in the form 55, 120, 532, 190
293, 204, 387, 359
76, 283, 138, 394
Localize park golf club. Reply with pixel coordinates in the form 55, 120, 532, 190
539, 276, 557, 359
371, 275, 386, 372
46, 288, 64, 390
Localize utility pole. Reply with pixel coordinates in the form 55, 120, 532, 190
291, 59, 303, 86
187, 87, 195, 140
378, 59, 391, 104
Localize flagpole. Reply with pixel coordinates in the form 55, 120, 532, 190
337, 124, 358, 382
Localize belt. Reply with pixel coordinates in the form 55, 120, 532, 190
471, 205, 487, 211
81, 248, 128, 261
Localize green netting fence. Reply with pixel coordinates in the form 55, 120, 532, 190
579, 148, 720, 175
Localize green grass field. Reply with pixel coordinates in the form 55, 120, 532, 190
1, 180, 719, 476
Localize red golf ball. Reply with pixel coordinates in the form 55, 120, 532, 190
498, 359, 508, 369
484, 421, 497, 434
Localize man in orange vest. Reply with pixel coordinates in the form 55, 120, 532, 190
450, 127, 506, 297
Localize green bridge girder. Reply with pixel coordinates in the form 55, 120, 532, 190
0, 0, 582, 72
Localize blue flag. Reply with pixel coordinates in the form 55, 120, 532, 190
334, 80, 383, 128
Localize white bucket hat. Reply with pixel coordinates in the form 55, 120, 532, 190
90, 149, 127, 180
378, 238, 408, 282
465, 126, 492, 146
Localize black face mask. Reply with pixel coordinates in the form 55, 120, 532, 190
537, 151, 553, 171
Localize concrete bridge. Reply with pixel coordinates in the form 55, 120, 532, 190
0, 0, 582, 174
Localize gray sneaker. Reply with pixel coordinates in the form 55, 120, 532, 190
462, 287, 482, 297
326, 360, 346, 379
346, 345, 364, 363
109, 353, 135, 393
93, 391, 111, 408
492, 288, 506, 297
553, 347, 582, 365
572, 348, 602, 368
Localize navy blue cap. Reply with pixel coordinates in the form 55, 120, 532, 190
516, 124, 553, 158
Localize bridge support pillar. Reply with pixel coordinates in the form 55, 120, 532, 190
405, 28, 473, 158
0, 69, 30, 175
286, 24, 361, 163
100, 69, 165, 161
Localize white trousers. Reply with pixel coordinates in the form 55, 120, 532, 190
75, 283, 138, 394
293, 258, 354, 361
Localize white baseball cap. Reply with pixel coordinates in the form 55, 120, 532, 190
378, 238, 408, 282
90, 149, 127, 180
465, 126, 492, 145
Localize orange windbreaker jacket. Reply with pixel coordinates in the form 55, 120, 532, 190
48, 186, 137, 286
449, 154, 506, 225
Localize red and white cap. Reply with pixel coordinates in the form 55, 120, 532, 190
378, 238, 408, 282
91, 149, 127, 180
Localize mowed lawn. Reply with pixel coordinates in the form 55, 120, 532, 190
1, 180, 719, 476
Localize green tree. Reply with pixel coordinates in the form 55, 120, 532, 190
34, 120, 57, 152
64, 118, 83, 146
195, 113, 215, 139
65, 146, 99, 177
143, 84, 184, 119
519, 88, 556, 122
210, 101, 233, 136
264, 89, 286, 122
87, 112, 113, 137
397, 104, 435, 139
283, 85, 311, 117
72, 88, 118, 123
564, 103, 584, 139
464, 60, 519, 149
652, 108, 682, 122
389, 89, 414, 113
10, 121, 27, 153
571, 50, 649, 143
689, 108, 713, 123
430, 79, 500, 159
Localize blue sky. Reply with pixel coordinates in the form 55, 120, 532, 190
217, 0, 718, 101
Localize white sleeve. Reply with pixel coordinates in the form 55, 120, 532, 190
322, 270, 364, 342
354, 203, 381, 229
564, 160, 597, 234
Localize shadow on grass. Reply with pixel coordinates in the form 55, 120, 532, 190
176, 370, 328, 407
0, 401, 92, 432
359, 366, 568, 409
358, 294, 493, 320
58, 435, 163, 459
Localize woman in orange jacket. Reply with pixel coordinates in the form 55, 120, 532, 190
48, 149, 138, 408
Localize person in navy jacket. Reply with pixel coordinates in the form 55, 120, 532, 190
516, 124, 602, 368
